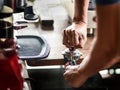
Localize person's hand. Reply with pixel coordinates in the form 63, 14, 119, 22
64, 65, 87, 88
63, 22, 87, 48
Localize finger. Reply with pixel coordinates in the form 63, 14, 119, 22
78, 34, 87, 48
63, 30, 68, 45
65, 62, 69, 67
63, 71, 74, 86
72, 30, 79, 47
63, 70, 69, 77
66, 30, 73, 46
65, 65, 69, 71
63, 30, 72, 48
74, 33, 85, 48
77, 37, 84, 48
64, 65, 70, 73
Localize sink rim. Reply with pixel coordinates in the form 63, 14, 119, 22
16, 35, 50, 60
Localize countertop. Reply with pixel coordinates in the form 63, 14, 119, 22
13, 4, 95, 66
14, 19, 94, 66
13, 1, 95, 66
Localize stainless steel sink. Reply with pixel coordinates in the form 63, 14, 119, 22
16, 35, 50, 60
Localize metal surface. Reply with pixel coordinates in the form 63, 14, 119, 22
62, 48, 82, 65
16, 35, 50, 60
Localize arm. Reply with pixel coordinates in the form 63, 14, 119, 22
64, 1, 120, 88
63, 0, 90, 48
73, 0, 89, 24
80, 1, 120, 77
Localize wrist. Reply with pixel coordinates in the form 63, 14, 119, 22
72, 20, 87, 26
73, 18, 88, 25
76, 65, 89, 88
77, 63, 89, 79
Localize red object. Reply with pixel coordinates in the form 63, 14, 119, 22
65, 62, 69, 67
0, 39, 23, 90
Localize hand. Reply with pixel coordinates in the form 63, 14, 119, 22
64, 65, 87, 88
63, 22, 87, 48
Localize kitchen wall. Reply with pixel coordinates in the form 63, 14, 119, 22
60, 0, 74, 20
60, 0, 96, 29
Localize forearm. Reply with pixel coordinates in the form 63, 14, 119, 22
73, 0, 90, 23
79, 2, 120, 77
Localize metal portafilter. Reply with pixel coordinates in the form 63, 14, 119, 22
62, 48, 82, 65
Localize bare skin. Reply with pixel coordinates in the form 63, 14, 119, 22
64, 2, 120, 88
63, 0, 89, 48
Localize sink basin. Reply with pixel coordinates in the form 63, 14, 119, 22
16, 35, 50, 60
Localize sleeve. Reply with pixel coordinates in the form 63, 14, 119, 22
95, 0, 120, 5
